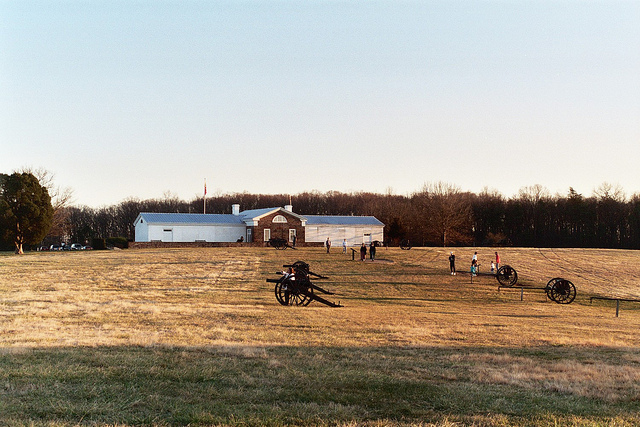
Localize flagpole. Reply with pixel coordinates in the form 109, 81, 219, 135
204, 178, 207, 214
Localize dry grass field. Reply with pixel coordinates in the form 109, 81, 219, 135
0, 246, 639, 426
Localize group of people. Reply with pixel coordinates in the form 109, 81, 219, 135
325, 238, 377, 261
448, 251, 500, 276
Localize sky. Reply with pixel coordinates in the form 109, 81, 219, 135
1, 1, 639, 208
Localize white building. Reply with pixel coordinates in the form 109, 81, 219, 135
134, 213, 247, 243
133, 205, 384, 246
304, 215, 384, 247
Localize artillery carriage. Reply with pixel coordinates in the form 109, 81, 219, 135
268, 238, 295, 250
474, 265, 577, 304
544, 277, 577, 304
266, 261, 342, 307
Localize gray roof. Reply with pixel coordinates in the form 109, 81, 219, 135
136, 211, 383, 227
304, 215, 384, 226
137, 213, 244, 225
238, 207, 279, 220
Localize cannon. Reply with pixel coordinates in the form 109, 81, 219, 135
494, 267, 577, 304
400, 239, 412, 250
266, 261, 342, 307
495, 265, 518, 287
268, 238, 295, 250
545, 277, 576, 304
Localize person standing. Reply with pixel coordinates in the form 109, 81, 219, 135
342, 239, 347, 254
495, 251, 500, 270
370, 242, 376, 261
325, 237, 331, 253
360, 243, 367, 261
449, 252, 456, 275
472, 251, 478, 272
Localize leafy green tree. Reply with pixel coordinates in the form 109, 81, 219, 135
0, 172, 54, 254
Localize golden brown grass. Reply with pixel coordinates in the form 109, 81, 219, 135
0, 247, 639, 426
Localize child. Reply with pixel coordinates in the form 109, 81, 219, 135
491, 261, 495, 273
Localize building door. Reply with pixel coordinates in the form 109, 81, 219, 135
246, 229, 252, 243
163, 229, 173, 242
264, 229, 271, 242
289, 229, 296, 243
363, 233, 372, 244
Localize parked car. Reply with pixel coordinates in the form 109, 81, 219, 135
70, 243, 84, 250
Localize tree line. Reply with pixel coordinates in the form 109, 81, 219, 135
2, 171, 639, 251
46, 182, 640, 250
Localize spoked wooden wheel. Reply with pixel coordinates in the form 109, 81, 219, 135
496, 265, 518, 287
274, 276, 313, 306
549, 279, 576, 304
400, 239, 412, 250
545, 278, 563, 301
292, 261, 310, 275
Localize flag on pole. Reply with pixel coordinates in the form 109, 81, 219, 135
203, 179, 207, 214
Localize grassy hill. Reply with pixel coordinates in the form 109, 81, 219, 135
0, 247, 639, 426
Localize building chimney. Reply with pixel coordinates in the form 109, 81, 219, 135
284, 204, 293, 212
232, 204, 240, 215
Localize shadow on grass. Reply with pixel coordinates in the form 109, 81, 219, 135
0, 345, 638, 426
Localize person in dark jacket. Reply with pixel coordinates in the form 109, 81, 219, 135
449, 252, 456, 275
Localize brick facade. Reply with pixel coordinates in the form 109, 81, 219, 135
251, 210, 306, 244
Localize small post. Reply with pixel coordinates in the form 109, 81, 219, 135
520, 287, 524, 301
616, 299, 620, 317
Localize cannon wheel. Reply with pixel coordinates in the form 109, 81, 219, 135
400, 239, 412, 250
274, 277, 313, 306
496, 265, 518, 287
548, 278, 576, 304
292, 261, 310, 275
545, 278, 563, 301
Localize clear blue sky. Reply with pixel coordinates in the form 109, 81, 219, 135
2, 1, 639, 207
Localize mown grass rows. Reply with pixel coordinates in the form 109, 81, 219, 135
0, 247, 639, 425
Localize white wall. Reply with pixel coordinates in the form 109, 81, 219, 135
305, 225, 384, 247
139, 224, 246, 242
135, 221, 149, 242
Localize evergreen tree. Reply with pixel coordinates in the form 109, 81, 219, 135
0, 172, 54, 254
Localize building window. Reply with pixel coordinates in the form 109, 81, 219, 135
273, 215, 287, 223
264, 229, 271, 241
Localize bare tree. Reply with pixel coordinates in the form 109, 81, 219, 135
593, 182, 626, 202
417, 181, 472, 246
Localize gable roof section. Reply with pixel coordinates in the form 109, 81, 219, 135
135, 213, 244, 226
238, 207, 280, 220
239, 207, 307, 222
305, 215, 384, 226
